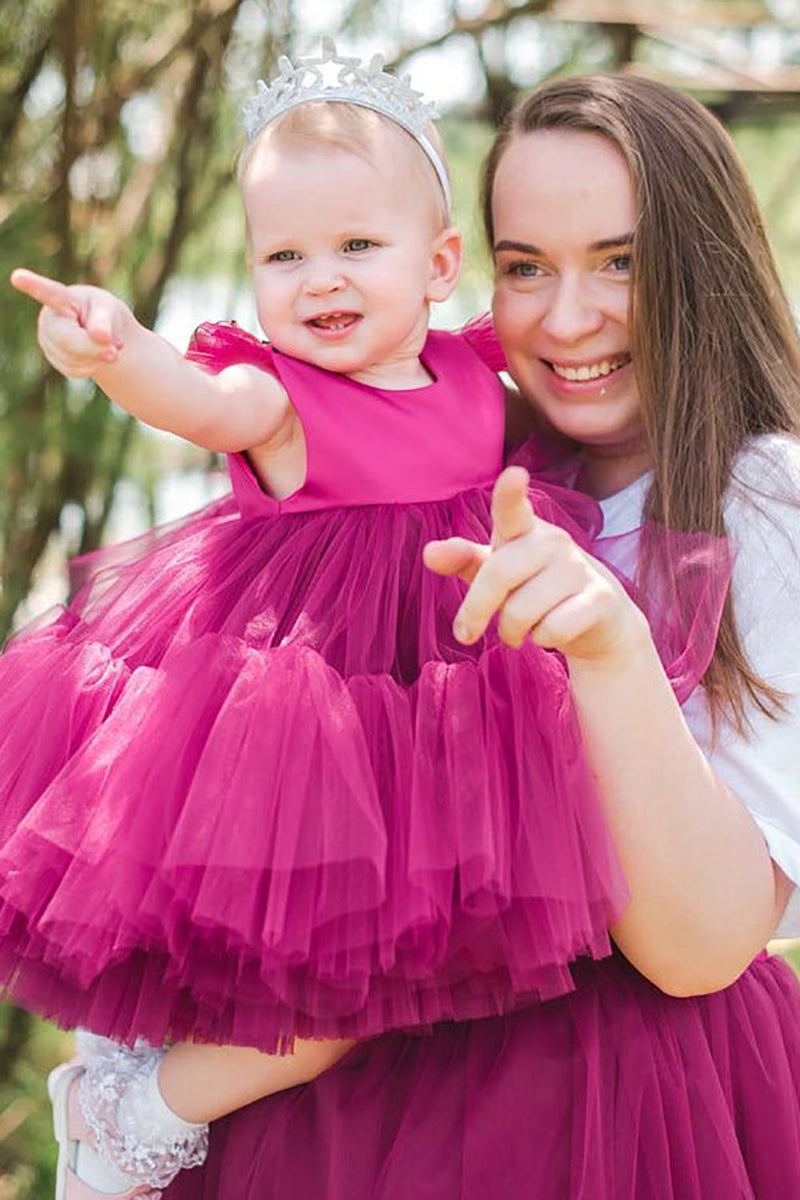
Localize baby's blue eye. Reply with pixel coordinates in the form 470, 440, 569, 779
345, 239, 373, 252
269, 250, 298, 262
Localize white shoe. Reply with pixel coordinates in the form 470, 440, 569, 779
48, 1060, 160, 1200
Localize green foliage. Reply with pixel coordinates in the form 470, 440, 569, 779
0, 1, 258, 638
0, 1007, 71, 1199
776, 939, 800, 980
731, 114, 800, 296
441, 115, 495, 310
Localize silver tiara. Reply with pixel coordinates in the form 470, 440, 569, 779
241, 39, 451, 211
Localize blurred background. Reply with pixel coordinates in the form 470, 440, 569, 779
1, 1, 799, 1193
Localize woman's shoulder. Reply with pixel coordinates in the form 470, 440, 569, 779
692, 432, 800, 940
726, 433, 800, 543
729, 432, 800, 498
724, 433, 800, 637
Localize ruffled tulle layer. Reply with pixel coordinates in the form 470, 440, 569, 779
0, 465, 730, 1049
0, 485, 625, 1048
166, 951, 800, 1200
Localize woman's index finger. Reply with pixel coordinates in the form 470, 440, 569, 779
491, 466, 536, 545
10, 268, 80, 316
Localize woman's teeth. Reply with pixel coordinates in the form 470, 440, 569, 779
550, 355, 630, 382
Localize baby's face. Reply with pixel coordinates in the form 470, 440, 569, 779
241, 134, 455, 381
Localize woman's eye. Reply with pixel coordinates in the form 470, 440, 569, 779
269, 250, 299, 262
607, 253, 632, 273
344, 239, 373, 252
506, 261, 542, 278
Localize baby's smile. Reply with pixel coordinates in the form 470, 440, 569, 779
305, 311, 363, 339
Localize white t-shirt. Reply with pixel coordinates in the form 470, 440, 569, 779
598, 434, 800, 937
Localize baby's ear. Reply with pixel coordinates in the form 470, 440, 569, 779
427, 226, 463, 303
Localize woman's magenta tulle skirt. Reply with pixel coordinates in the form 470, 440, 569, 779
166, 950, 800, 1200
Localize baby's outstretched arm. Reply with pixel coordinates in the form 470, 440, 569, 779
158, 1038, 355, 1123
10, 268, 290, 452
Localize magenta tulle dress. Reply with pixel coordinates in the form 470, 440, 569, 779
0, 319, 644, 1051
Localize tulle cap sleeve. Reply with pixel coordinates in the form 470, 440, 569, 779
185, 321, 276, 376
458, 314, 508, 374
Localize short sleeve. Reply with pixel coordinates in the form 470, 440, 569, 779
680, 435, 800, 936
458, 313, 508, 374
184, 321, 278, 377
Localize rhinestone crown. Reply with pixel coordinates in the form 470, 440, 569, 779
241, 39, 451, 210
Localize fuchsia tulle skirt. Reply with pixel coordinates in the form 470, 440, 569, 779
0, 440, 729, 1051
0, 476, 634, 1050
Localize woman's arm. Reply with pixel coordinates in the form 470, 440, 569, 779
10, 268, 290, 453
567, 640, 791, 995
425, 466, 793, 996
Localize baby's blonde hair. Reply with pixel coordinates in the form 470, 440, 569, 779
237, 101, 450, 230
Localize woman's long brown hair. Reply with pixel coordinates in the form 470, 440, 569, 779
481, 75, 800, 730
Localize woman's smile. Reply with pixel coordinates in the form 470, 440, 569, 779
542, 354, 632, 390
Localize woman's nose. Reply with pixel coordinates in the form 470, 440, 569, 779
541, 275, 603, 342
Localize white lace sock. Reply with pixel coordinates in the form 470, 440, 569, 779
73, 1033, 141, 1192
77, 1038, 209, 1191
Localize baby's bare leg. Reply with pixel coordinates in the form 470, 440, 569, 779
158, 1038, 354, 1123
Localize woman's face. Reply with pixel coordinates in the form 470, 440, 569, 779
491, 129, 643, 454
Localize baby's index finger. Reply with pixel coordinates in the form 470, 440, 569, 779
491, 466, 535, 544
10, 268, 79, 317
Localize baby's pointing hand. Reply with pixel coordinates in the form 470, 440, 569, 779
424, 466, 645, 664
10, 268, 130, 379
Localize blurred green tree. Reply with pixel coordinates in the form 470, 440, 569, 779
0, 0, 258, 642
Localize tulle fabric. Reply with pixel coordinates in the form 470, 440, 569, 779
0, 320, 731, 1051
510, 435, 734, 706
0, 476, 731, 1050
0, 484, 631, 1050
165, 951, 800, 1200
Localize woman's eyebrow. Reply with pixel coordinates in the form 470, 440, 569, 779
493, 234, 634, 255
590, 234, 634, 251
493, 240, 541, 255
